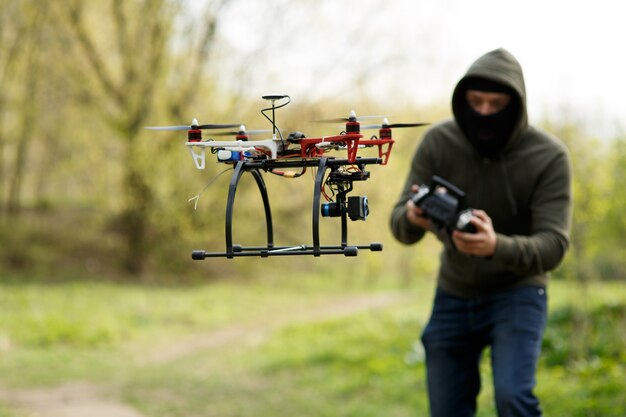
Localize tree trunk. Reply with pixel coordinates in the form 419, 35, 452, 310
120, 139, 153, 274
7, 29, 41, 215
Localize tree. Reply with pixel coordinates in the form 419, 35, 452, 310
55, 0, 232, 274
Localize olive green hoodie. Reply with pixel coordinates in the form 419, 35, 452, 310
390, 48, 572, 298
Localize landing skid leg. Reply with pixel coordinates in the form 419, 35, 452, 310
192, 157, 384, 260
224, 162, 274, 258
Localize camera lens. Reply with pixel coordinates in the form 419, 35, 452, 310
321, 202, 341, 217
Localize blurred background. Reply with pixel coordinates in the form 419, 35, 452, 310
0, 1, 624, 416
1, 0, 624, 281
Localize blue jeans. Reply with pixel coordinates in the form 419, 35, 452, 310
421, 286, 547, 417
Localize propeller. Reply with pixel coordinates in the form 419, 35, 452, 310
145, 118, 241, 131
211, 125, 272, 136
361, 118, 430, 130
314, 110, 389, 123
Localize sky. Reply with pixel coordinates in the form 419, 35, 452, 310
213, 0, 626, 139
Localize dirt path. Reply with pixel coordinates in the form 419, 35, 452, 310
0, 382, 145, 417
141, 291, 412, 365
0, 291, 412, 417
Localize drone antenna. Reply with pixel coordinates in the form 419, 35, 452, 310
188, 167, 232, 210
261, 94, 290, 140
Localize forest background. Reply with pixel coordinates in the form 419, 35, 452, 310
0, 1, 624, 416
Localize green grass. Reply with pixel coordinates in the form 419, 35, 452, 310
0, 275, 625, 416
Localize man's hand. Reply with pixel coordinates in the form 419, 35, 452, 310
452, 209, 497, 257
405, 184, 432, 230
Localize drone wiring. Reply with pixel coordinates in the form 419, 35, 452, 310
269, 166, 307, 178
321, 165, 352, 202
322, 176, 335, 202
205, 138, 220, 154
188, 167, 232, 210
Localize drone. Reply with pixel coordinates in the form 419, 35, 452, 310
146, 94, 428, 259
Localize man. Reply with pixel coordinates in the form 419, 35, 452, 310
390, 48, 572, 417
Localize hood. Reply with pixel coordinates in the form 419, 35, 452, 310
452, 48, 528, 157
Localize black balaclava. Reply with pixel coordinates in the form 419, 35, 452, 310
457, 77, 520, 159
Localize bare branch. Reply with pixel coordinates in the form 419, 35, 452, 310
112, 0, 135, 87
125, 1, 174, 133
63, 1, 124, 106
0, 3, 29, 88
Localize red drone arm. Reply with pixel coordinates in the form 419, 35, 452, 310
358, 127, 395, 165
295, 133, 363, 162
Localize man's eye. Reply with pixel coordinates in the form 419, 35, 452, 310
493, 101, 506, 111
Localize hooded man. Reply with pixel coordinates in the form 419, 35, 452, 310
390, 49, 572, 417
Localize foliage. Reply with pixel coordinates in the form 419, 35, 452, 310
0, 278, 624, 416
539, 303, 626, 416
543, 121, 626, 283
